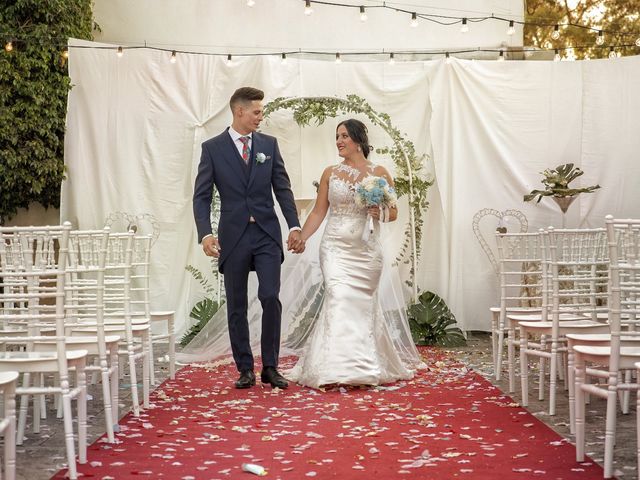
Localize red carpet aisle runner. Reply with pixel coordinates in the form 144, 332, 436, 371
53, 348, 604, 479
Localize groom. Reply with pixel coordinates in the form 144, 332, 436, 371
193, 87, 304, 389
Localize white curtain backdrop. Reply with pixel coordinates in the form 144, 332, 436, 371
62, 39, 640, 333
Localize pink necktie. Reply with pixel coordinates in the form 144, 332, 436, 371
239, 136, 250, 163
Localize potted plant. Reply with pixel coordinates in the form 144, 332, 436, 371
523, 163, 600, 213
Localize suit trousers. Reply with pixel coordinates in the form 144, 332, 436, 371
223, 223, 282, 372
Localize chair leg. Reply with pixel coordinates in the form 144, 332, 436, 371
100, 359, 115, 443
76, 367, 87, 464
603, 375, 618, 479
507, 323, 517, 393
142, 332, 150, 408
538, 335, 546, 401
4, 382, 16, 480
127, 346, 140, 417
110, 349, 119, 427
148, 333, 156, 387
519, 327, 529, 406
60, 382, 78, 480
549, 340, 558, 416
496, 318, 505, 382
575, 354, 586, 462
16, 374, 30, 446
491, 310, 499, 379
567, 348, 576, 434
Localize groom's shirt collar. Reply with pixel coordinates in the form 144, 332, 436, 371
228, 126, 252, 143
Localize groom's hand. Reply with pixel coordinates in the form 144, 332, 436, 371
287, 230, 305, 254
202, 236, 221, 258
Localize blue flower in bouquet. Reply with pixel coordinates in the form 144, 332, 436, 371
355, 176, 397, 208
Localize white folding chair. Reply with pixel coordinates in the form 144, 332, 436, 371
574, 216, 640, 478
518, 227, 610, 416
494, 231, 545, 391
0, 371, 18, 480
0, 223, 88, 480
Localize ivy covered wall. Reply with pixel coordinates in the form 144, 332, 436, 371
0, 0, 93, 223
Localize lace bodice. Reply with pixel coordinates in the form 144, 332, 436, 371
328, 163, 375, 217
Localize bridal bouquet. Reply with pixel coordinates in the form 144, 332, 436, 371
355, 176, 397, 240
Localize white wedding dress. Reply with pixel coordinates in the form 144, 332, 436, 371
286, 163, 416, 388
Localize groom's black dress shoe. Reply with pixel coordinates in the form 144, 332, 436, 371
261, 367, 288, 389
235, 370, 256, 389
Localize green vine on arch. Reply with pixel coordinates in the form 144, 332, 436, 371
264, 94, 433, 288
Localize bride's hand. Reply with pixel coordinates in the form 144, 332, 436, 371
367, 206, 380, 220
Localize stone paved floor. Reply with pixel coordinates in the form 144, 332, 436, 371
11, 335, 639, 479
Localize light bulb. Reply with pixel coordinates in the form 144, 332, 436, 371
170, 50, 177, 63
226, 54, 232, 66
388, 52, 395, 65
551, 24, 560, 40
554, 49, 561, 62
304, 0, 313, 16
410, 12, 418, 28
281, 53, 287, 65
460, 18, 469, 33
507, 20, 515, 36
359, 6, 367, 22
608, 47, 616, 59
497, 50, 505, 61
246, 0, 255, 6
61, 48, 69, 59
4, 41, 13, 52
335, 52, 341, 64
116, 46, 124, 57
596, 30, 604, 45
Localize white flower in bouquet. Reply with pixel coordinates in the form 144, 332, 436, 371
355, 175, 397, 208
355, 176, 397, 240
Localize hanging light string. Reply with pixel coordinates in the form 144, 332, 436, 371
298, 0, 640, 40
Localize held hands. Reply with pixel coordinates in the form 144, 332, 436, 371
202, 236, 221, 258
287, 230, 305, 254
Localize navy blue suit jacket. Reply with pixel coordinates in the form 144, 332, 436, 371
193, 129, 300, 273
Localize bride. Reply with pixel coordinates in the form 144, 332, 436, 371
177, 119, 423, 385
286, 119, 421, 388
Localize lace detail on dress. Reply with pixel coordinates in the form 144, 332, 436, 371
328, 163, 375, 217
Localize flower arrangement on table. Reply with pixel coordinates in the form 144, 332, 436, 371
523, 163, 601, 213
355, 175, 397, 240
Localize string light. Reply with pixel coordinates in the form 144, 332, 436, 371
170, 50, 177, 63
335, 52, 341, 63
507, 20, 515, 36
410, 12, 418, 28
281, 52, 287, 64
388, 52, 395, 65
596, 30, 604, 45
4, 41, 13, 52
304, 0, 313, 15
551, 24, 560, 40
246, 0, 255, 6
226, 54, 232, 66
116, 46, 124, 57
608, 46, 616, 59
61, 47, 69, 59
498, 50, 505, 61
460, 18, 469, 33
359, 6, 367, 22
554, 49, 561, 61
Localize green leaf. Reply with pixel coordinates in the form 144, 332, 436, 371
406, 291, 466, 347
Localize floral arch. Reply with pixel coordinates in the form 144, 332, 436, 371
264, 95, 433, 297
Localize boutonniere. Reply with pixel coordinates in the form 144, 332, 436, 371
256, 152, 270, 164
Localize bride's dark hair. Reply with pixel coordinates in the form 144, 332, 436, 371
337, 119, 372, 159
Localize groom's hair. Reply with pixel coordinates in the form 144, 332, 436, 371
230, 87, 264, 110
